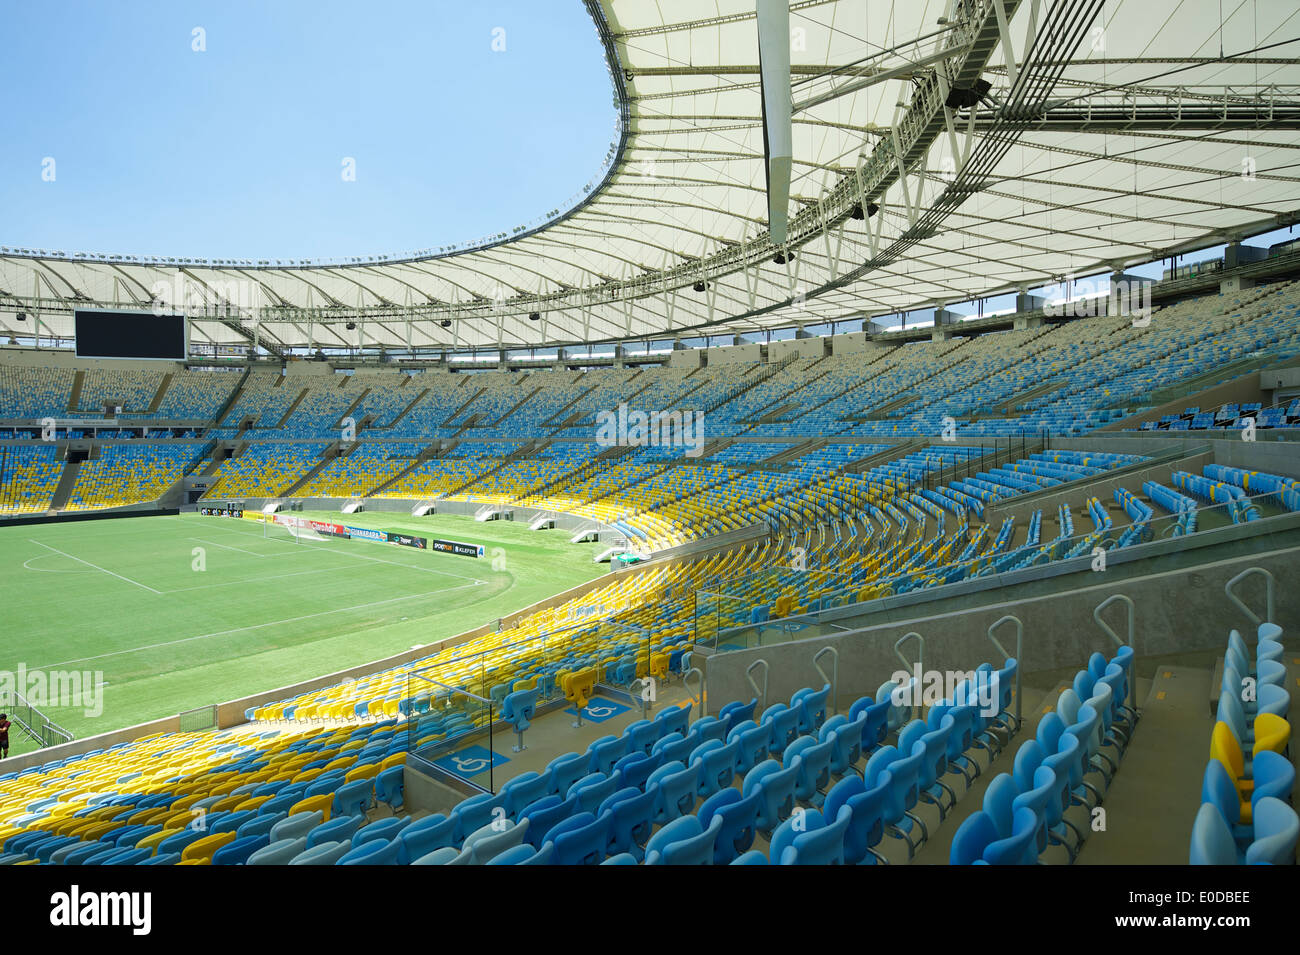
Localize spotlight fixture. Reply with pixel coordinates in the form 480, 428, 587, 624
944, 78, 991, 111
693, 280, 708, 293
15, 312, 26, 322
529, 312, 540, 321
850, 202, 880, 221
345, 322, 356, 331
773, 251, 795, 265
440, 319, 452, 328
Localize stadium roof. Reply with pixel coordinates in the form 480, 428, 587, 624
3, 0, 1299, 354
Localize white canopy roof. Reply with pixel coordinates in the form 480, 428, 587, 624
2, 0, 1298, 353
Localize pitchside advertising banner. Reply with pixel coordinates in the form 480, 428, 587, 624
431, 538, 485, 558
200, 510, 484, 556
199, 506, 243, 518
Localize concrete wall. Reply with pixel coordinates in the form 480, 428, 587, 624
769, 337, 824, 362
667, 349, 702, 370
705, 544, 1299, 714
708, 343, 762, 366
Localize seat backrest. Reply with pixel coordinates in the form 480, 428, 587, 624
1210, 721, 1245, 781
1244, 797, 1300, 866
1189, 803, 1238, 865
950, 809, 999, 865
982, 806, 1038, 865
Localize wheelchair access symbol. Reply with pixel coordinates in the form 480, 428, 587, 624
431, 744, 509, 777
563, 696, 631, 724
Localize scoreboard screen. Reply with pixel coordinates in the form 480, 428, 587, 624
74, 310, 187, 360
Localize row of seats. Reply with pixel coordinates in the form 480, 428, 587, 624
1193, 622, 1296, 864
950, 645, 1137, 864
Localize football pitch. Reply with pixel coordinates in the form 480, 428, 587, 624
0, 510, 607, 755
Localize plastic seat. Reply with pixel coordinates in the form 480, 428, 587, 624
825, 773, 888, 865
601, 786, 657, 860
518, 794, 580, 850
270, 810, 324, 844
791, 684, 831, 735
729, 720, 772, 776
950, 809, 999, 865
453, 791, 505, 839
545, 811, 609, 866
501, 686, 540, 752
761, 704, 800, 754
307, 814, 363, 849
353, 816, 409, 848
501, 772, 551, 819
686, 716, 729, 749
545, 752, 588, 798
770, 805, 851, 865
246, 836, 308, 866
646, 760, 697, 824
623, 719, 662, 757
464, 818, 529, 864
338, 838, 401, 865
820, 711, 867, 777
568, 772, 619, 815
652, 703, 691, 740
208, 833, 269, 865
651, 732, 695, 768
612, 751, 657, 792
374, 766, 405, 810
332, 779, 373, 817
690, 738, 741, 799
643, 813, 722, 865
982, 806, 1039, 864
718, 698, 758, 734
1190, 803, 1240, 865
698, 787, 761, 865
587, 735, 629, 777
848, 696, 892, 754
1245, 797, 1299, 865
742, 759, 798, 835
396, 813, 458, 864
784, 735, 833, 807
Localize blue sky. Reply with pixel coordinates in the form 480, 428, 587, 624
0, 0, 618, 260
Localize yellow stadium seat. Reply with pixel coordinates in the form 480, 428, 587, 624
181, 830, 237, 863
288, 792, 334, 821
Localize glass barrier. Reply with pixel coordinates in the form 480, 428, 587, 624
405, 672, 499, 792
402, 617, 658, 790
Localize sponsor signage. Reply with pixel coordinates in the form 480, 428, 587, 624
347, 525, 388, 543
388, 532, 428, 550
200, 506, 243, 518
430, 538, 484, 558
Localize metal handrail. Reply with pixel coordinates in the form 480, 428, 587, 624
683, 666, 706, 717
1224, 566, 1275, 628
1093, 593, 1137, 712
813, 646, 839, 715
746, 659, 770, 714
987, 614, 1023, 728
894, 630, 924, 721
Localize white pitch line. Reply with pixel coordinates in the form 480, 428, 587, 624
31, 581, 486, 670
27, 539, 163, 595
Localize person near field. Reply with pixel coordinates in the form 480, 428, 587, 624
0, 714, 9, 758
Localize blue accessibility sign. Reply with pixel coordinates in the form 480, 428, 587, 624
430, 744, 509, 777
564, 696, 631, 723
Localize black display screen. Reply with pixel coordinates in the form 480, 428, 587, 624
74, 310, 187, 360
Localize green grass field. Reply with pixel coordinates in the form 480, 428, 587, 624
0, 510, 606, 756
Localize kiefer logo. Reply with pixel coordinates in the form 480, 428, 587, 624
49, 885, 151, 935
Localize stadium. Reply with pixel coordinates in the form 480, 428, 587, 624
1, 0, 1298, 889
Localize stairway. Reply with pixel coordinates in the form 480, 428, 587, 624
49, 459, 81, 510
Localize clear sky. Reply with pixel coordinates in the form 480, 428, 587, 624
0, 0, 618, 261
